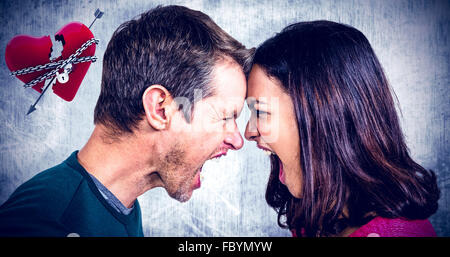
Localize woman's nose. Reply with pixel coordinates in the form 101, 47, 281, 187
244, 119, 258, 141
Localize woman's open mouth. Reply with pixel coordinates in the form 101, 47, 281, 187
278, 157, 286, 185
257, 144, 285, 185
257, 144, 274, 155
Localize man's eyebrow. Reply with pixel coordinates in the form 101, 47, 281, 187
224, 107, 240, 118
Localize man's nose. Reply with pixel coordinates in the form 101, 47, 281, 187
224, 123, 244, 150
244, 119, 258, 141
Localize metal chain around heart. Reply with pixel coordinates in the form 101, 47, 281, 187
10, 56, 97, 76
10, 38, 99, 88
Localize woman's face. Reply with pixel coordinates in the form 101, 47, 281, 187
245, 65, 303, 198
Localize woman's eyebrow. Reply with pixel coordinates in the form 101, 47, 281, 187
247, 98, 267, 109
255, 99, 267, 105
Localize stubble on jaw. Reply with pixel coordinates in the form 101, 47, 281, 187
159, 143, 195, 202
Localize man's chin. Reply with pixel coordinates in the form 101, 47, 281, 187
172, 190, 193, 203
165, 166, 203, 202
166, 184, 195, 202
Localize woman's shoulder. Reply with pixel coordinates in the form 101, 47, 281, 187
349, 216, 437, 237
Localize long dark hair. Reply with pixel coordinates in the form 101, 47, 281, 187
254, 21, 440, 237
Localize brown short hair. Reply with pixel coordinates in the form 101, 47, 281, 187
94, 5, 253, 134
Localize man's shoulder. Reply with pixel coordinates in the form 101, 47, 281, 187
9, 159, 84, 206
0, 155, 86, 236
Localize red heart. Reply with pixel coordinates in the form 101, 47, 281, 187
5, 22, 96, 102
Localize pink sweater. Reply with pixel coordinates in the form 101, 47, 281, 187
349, 217, 437, 237
292, 217, 437, 237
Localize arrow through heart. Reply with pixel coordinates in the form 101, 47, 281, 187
4, 9, 103, 115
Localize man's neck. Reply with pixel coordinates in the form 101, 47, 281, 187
77, 125, 162, 208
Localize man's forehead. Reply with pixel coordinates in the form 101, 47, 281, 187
207, 58, 247, 113
210, 59, 246, 92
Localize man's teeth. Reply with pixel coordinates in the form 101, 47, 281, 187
211, 158, 220, 163
209, 155, 222, 163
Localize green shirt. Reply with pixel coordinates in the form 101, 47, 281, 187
0, 151, 144, 237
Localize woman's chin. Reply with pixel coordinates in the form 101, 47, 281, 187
278, 158, 303, 198
287, 186, 302, 199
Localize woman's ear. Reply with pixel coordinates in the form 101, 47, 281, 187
142, 85, 174, 130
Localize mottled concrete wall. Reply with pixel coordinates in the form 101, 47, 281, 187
0, 0, 448, 236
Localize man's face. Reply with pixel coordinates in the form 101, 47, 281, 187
159, 58, 246, 202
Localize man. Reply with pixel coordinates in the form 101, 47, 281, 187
0, 5, 252, 236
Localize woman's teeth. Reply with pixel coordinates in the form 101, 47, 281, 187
263, 150, 273, 156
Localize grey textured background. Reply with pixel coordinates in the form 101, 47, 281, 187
0, 0, 449, 236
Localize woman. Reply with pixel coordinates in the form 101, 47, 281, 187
244, 21, 440, 237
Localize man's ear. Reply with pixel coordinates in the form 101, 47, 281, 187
142, 85, 174, 130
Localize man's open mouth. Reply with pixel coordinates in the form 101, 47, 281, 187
207, 151, 227, 162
